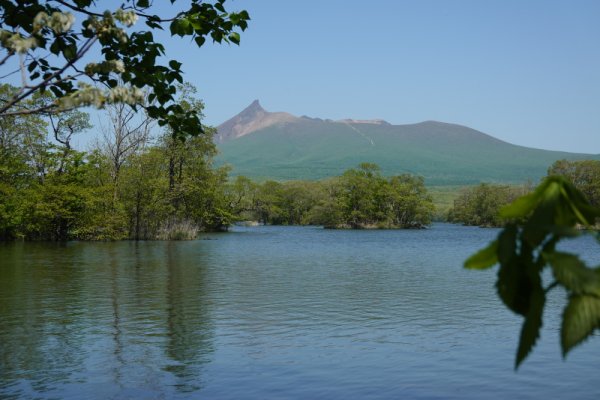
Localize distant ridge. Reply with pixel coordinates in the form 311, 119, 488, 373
337, 118, 391, 125
215, 101, 600, 185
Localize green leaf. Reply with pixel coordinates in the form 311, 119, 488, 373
544, 225, 580, 238
496, 255, 534, 316
239, 10, 250, 20
545, 252, 600, 296
501, 193, 539, 219
562, 294, 600, 357
145, 19, 162, 30
494, 225, 527, 315
49, 86, 63, 98
50, 40, 61, 55
522, 193, 560, 246
497, 224, 517, 264
215, 2, 226, 12
465, 240, 498, 270
515, 286, 545, 369
170, 19, 189, 36
500, 177, 558, 219
63, 45, 76, 61
168, 60, 182, 70
228, 32, 240, 44
212, 31, 223, 42
559, 181, 600, 225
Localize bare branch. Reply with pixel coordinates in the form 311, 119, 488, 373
0, 50, 15, 67
0, 66, 21, 80
53, 0, 104, 17
0, 103, 58, 116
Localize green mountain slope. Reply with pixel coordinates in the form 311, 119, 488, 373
215, 104, 599, 186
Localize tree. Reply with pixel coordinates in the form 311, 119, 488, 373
167, 127, 233, 232
0, 0, 249, 139
19, 147, 94, 241
254, 180, 285, 224
278, 181, 327, 225
326, 163, 434, 229
49, 108, 92, 174
448, 183, 531, 227
118, 146, 169, 240
292, 164, 435, 229
337, 163, 385, 228
98, 99, 152, 200
76, 149, 129, 240
0, 84, 48, 239
226, 175, 259, 219
385, 174, 434, 228
548, 159, 600, 206
162, 83, 205, 198
465, 176, 600, 368
114, 103, 234, 239
50, 109, 91, 150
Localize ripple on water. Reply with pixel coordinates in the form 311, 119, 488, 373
1, 224, 600, 399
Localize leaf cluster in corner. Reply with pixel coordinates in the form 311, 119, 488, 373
465, 176, 600, 368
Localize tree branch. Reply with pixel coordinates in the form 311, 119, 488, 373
52, 0, 104, 17
0, 35, 97, 115
0, 50, 14, 67
55, 0, 183, 23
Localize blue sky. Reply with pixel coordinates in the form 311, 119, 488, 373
164, 0, 599, 153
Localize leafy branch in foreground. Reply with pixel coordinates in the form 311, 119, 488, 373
0, 0, 249, 139
465, 176, 600, 369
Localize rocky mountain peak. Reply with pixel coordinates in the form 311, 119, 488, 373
245, 99, 264, 114
215, 100, 298, 143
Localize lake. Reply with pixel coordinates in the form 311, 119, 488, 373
1, 223, 599, 399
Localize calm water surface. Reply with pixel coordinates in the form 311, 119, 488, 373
1, 223, 599, 399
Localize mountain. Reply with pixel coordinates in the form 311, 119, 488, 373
215, 101, 600, 185
215, 100, 299, 143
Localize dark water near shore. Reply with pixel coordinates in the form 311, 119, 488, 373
1, 223, 599, 399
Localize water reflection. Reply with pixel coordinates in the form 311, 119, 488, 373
0, 241, 215, 399
0, 243, 87, 397
1, 225, 600, 399
164, 242, 214, 393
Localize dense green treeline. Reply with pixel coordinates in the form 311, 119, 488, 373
228, 163, 434, 229
0, 83, 435, 240
1, 143, 435, 240
547, 159, 600, 206
1, 134, 235, 241
0, 123, 233, 241
5, 77, 595, 238
0, 84, 232, 241
448, 159, 600, 227
447, 183, 532, 227
228, 176, 327, 225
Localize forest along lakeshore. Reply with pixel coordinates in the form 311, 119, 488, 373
2, 1, 600, 400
